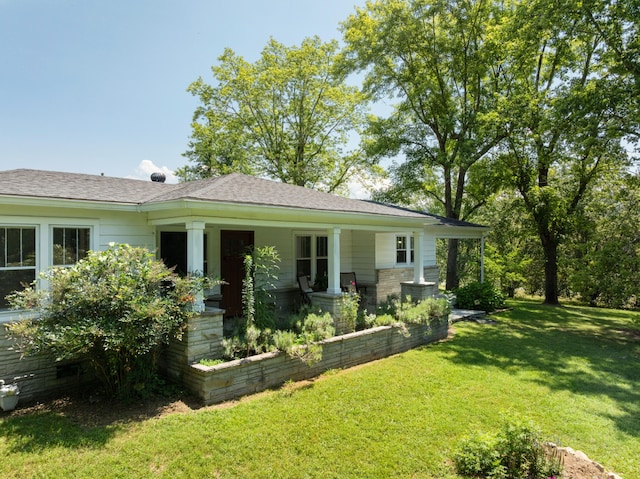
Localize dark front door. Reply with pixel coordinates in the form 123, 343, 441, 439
221, 230, 254, 317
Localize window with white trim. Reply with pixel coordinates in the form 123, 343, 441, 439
0, 227, 36, 308
396, 235, 415, 264
53, 227, 91, 266
295, 235, 328, 283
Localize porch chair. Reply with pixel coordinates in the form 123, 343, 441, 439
340, 272, 367, 294
297, 274, 314, 305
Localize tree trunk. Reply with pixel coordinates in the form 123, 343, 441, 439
446, 238, 459, 290
542, 236, 560, 305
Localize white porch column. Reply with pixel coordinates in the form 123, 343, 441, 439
186, 221, 206, 311
326, 227, 342, 295
413, 229, 425, 283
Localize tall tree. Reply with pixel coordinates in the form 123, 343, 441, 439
341, 0, 509, 289
497, 0, 634, 304
179, 36, 372, 194
567, 172, 640, 309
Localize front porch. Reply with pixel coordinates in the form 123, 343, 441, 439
153, 219, 443, 319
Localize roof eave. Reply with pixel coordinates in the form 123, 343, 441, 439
428, 224, 490, 238
142, 199, 438, 229
0, 194, 140, 211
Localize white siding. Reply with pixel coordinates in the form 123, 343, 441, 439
375, 232, 398, 269
423, 233, 437, 266
96, 212, 156, 250
375, 231, 437, 269
255, 227, 293, 288
350, 230, 376, 283
339, 229, 353, 274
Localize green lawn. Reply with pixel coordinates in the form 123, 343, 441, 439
1, 299, 638, 478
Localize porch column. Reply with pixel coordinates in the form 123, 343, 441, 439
186, 221, 206, 312
326, 227, 342, 295
413, 229, 425, 283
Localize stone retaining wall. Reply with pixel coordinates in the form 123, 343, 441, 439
184, 318, 449, 405
1, 323, 87, 402
161, 308, 225, 383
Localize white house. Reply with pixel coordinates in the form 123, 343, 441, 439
0, 168, 488, 315
0, 168, 487, 399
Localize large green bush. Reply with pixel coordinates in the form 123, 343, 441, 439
455, 281, 505, 312
7, 244, 208, 399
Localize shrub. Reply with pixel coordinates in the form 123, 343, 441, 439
454, 432, 503, 478
6, 244, 209, 399
376, 294, 400, 317
455, 281, 505, 312
221, 245, 282, 360
249, 245, 280, 331
300, 312, 335, 342
272, 330, 296, 352
273, 313, 335, 365
373, 314, 396, 326
453, 416, 563, 479
396, 297, 451, 325
340, 292, 360, 332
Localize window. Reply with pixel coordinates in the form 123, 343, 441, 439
296, 235, 328, 283
0, 227, 36, 308
396, 235, 415, 264
53, 227, 90, 266
160, 231, 208, 276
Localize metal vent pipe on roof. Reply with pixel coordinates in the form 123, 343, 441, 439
150, 172, 166, 183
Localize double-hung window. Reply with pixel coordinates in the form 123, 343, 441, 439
296, 235, 328, 283
0, 227, 36, 309
396, 235, 415, 265
53, 227, 90, 266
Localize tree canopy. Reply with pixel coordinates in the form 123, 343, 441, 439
179, 36, 372, 194
342, 0, 638, 302
493, 0, 635, 304
341, 0, 509, 289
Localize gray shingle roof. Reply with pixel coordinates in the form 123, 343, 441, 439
0, 169, 488, 229
0, 169, 427, 219
149, 173, 429, 218
0, 169, 179, 204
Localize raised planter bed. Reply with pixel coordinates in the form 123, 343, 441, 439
185, 317, 449, 405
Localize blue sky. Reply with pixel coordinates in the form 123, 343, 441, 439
0, 0, 366, 183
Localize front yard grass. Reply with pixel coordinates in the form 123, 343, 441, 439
1, 299, 638, 478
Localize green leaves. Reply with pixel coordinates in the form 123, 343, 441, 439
342, 0, 512, 288
6, 244, 206, 399
182, 36, 370, 194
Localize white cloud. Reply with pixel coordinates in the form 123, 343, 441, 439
128, 160, 178, 184
348, 176, 391, 200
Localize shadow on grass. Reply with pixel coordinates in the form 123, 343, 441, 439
0, 392, 203, 453
444, 299, 640, 436
0, 411, 116, 453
